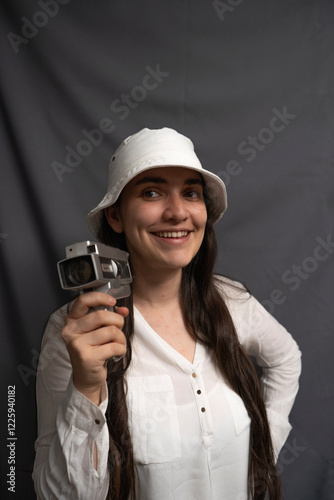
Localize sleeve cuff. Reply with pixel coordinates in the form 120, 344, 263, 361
266, 407, 292, 461
63, 377, 109, 440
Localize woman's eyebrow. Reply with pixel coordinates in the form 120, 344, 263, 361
134, 176, 166, 186
184, 178, 204, 186
134, 176, 204, 186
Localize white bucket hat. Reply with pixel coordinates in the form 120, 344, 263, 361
87, 127, 227, 239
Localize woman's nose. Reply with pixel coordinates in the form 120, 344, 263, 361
162, 194, 189, 221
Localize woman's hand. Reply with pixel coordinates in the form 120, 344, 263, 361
61, 292, 129, 405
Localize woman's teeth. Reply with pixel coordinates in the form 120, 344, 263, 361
155, 231, 189, 238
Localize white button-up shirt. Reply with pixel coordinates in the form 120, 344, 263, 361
33, 278, 301, 499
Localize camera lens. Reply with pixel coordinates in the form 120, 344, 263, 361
66, 257, 93, 286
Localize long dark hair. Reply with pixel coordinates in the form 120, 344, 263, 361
98, 210, 281, 500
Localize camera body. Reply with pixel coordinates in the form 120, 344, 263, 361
57, 241, 132, 300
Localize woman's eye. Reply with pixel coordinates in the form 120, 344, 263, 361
143, 190, 160, 198
185, 190, 202, 199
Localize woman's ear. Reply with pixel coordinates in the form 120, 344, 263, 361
104, 206, 123, 234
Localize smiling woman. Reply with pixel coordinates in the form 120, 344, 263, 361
33, 128, 301, 500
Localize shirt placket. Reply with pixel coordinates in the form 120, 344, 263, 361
190, 370, 213, 449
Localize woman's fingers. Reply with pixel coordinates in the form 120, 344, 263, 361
70, 324, 127, 350
63, 292, 129, 335
68, 291, 116, 319
64, 308, 125, 337
114, 305, 129, 318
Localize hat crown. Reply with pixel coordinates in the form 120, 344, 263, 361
107, 127, 201, 190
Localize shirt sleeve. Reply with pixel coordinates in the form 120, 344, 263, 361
217, 277, 302, 460
32, 304, 110, 500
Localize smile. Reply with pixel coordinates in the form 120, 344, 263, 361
153, 231, 189, 238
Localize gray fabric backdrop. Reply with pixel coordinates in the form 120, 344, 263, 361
1, 1, 333, 498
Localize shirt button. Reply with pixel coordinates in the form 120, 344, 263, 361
192, 373, 196, 378
201, 407, 206, 412
197, 390, 201, 395
95, 419, 100, 425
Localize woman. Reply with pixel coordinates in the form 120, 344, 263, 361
33, 128, 301, 500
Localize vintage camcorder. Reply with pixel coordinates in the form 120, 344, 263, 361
57, 241, 132, 306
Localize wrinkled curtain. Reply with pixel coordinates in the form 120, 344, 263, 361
0, 1, 333, 498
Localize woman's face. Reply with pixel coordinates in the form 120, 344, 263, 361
105, 167, 208, 276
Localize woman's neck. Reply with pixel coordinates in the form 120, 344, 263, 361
132, 266, 182, 309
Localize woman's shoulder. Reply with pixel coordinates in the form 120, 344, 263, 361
213, 274, 251, 301
40, 301, 73, 348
